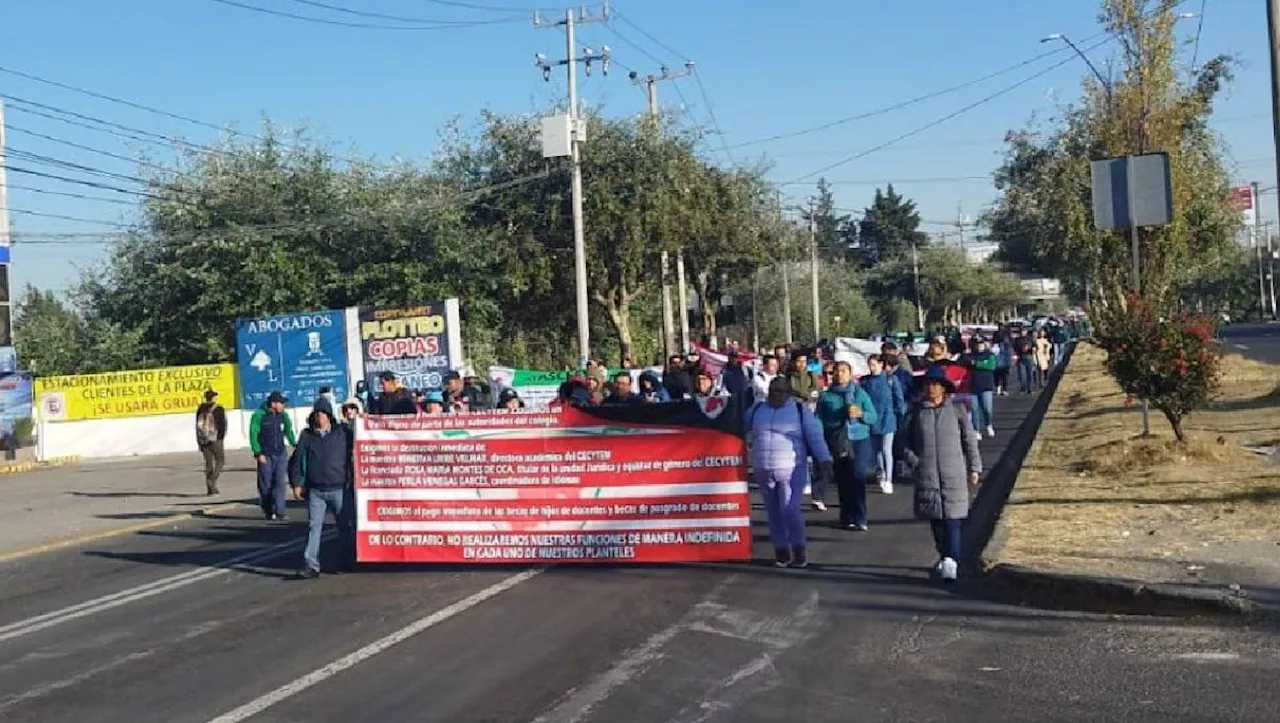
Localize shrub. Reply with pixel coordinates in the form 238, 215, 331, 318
1093, 293, 1222, 442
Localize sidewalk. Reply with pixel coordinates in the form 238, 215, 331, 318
0, 451, 260, 559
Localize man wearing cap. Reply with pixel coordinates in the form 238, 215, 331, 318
372, 371, 417, 415
194, 390, 227, 495
249, 391, 297, 520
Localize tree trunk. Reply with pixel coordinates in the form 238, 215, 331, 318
1162, 408, 1186, 443
694, 271, 718, 347
596, 286, 635, 367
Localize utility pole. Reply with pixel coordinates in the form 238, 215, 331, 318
630, 61, 694, 360
751, 268, 761, 353
535, 4, 610, 369
1254, 182, 1268, 318
0, 99, 12, 368
1268, 0, 1280, 318
911, 243, 924, 331
808, 199, 820, 342
776, 191, 793, 344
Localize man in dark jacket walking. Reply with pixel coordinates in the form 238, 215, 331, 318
195, 390, 228, 495
662, 355, 692, 401
289, 407, 354, 578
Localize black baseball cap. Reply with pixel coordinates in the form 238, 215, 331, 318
203, 389, 218, 401
377, 371, 397, 382
267, 391, 288, 405
443, 370, 461, 382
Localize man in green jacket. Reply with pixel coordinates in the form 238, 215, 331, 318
785, 351, 820, 403
249, 391, 298, 520
816, 361, 880, 530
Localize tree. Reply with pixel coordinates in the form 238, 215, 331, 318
854, 184, 929, 268
13, 286, 146, 375
864, 246, 1026, 328
800, 177, 852, 262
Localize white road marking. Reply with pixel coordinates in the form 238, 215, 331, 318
1175, 652, 1241, 662
205, 568, 543, 723
0, 534, 321, 644
1233, 343, 1250, 350
531, 577, 737, 723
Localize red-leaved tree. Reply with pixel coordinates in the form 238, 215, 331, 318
1092, 293, 1222, 442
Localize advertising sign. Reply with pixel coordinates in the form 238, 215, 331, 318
354, 402, 750, 564
359, 301, 462, 393
0, 372, 32, 436
236, 309, 349, 409
34, 363, 237, 421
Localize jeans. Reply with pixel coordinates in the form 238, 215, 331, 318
1035, 366, 1047, 389
994, 367, 1009, 392
808, 460, 826, 503
303, 487, 354, 572
870, 432, 894, 485
256, 453, 289, 517
970, 391, 994, 432
835, 436, 875, 526
1053, 343, 1065, 366
757, 466, 808, 552
1016, 359, 1035, 393
200, 440, 225, 493
930, 519, 963, 560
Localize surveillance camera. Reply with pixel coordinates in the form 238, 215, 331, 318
628, 70, 638, 81
534, 53, 548, 67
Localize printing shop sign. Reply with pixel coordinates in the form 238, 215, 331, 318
353, 401, 750, 564
359, 300, 463, 393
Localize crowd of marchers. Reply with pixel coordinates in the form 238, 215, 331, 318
188, 315, 1085, 581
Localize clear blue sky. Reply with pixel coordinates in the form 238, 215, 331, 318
3, 0, 1274, 293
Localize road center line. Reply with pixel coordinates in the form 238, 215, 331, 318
205, 568, 543, 723
0, 534, 322, 643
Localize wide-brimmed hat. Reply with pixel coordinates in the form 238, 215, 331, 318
920, 364, 956, 393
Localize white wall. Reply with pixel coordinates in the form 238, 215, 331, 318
37, 407, 312, 461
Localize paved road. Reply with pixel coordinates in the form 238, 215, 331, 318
1221, 322, 1280, 364
3, 391, 1280, 722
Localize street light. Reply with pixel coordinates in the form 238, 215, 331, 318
1041, 33, 1110, 99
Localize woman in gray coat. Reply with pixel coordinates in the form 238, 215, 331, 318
901, 365, 982, 582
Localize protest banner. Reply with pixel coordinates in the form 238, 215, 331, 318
34, 364, 238, 421
360, 301, 462, 393
235, 309, 349, 409
690, 344, 757, 379
487, 367, 569, 409
354, 402, 750, 563
0, 372, 32, 436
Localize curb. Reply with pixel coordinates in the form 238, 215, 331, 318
0, 455, 83, 475
974, 563, 1263, 619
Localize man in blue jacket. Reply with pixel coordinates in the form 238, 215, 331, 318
288, 406, 354, 578
863, 354, 906, 495
816, 361, 879, 531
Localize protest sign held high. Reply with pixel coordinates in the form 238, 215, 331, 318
354, 401, 750, 564
360, 300, 463, 393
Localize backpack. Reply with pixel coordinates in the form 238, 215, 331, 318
196, 405, 219, 445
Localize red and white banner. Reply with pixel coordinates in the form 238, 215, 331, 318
354, 403, 751, 563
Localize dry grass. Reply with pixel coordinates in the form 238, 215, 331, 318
998, 343, 1280, 582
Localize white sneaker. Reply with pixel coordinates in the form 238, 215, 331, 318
932, 558, 946, 577
812, 500, 827, 512
940, 557, 958, 582
986, 425, 995, 438
974, 431, 983, 441
879, 480, 893, 495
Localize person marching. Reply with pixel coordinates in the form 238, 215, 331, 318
288, 406, 355, 579
747, 376, 833, 568
901, 366, 983, 583
862, 354, 906, 495
195, 390, 228, 496
816, 361, 879, 530
965, 336, 998, 440
249, 391, 297, 521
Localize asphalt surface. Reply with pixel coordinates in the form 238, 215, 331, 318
3, 387, 1280, 722
1221, 322, 1280, 364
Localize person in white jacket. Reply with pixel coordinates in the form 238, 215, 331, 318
751, 354, 780, 405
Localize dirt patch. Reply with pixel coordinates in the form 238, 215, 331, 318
997, 343, 1280, 592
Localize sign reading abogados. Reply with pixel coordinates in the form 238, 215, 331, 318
34, 364, 238, 421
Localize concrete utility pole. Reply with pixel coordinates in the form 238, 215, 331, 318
630, 61, 694, 359
535, 4, 610, 368
0, 99, 13, 363
808, 199, 820, 341
1268, 0, 1280, 318
776, 191, 793, 344
911, 243, 924, 331
1253, 182, 1268, 317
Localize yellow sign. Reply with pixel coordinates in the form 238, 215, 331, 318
34, 364, 239, 421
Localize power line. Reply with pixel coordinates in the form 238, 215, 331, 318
207, 0, 518, 29
8, 208, 129, 227
789, 38, 1111, 182
780, 175, 992, 186
612, 10, 688, 63
6, 183, 136, 206
415, 0, 550, 11
285, 0, 515, 24
1191, 0, 1207, 68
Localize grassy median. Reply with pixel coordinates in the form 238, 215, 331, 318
997, 342, 1280, 583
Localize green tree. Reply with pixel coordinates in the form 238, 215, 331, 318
800, 177, 852, 262
854, 185, 929, 268
13, 285, 147, 375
